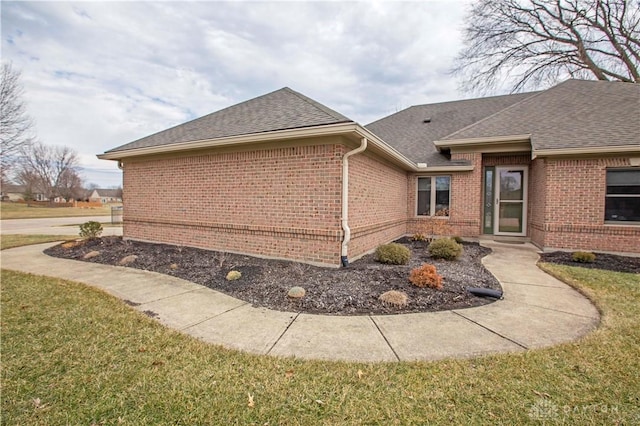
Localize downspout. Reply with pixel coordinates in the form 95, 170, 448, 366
341, 137, 368, 267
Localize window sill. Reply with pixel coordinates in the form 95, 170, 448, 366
604, 221, 640, 226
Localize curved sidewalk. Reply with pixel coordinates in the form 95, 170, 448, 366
0, 241, 599, 362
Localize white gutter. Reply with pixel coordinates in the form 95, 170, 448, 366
341, 137, 368, 266
433, 134, 532, 151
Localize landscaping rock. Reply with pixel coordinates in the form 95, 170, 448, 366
119, 254, 138, 266
83, 250, 100, 260
288, 286, 306, 299
226, 270, 242, 281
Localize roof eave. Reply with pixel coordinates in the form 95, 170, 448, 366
98, 122, 428, 171
433, 134, 532, 152
98, 122, 359, 160
532, 145, 640, 158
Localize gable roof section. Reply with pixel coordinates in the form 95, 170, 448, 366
92, 188, 121, 198
439, 80, 640, 155
366, 92, 535, 165
105, 87, 353, 154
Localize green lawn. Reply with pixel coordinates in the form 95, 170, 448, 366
0, 202, 114, 219
0, 234, 67, 250
1, 262, 638, 424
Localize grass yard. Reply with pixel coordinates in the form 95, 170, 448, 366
0, 202, 113, 219
1, 261, 639, 424
1, 234, 66, 250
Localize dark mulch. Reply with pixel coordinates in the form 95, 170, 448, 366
539, 251, 640, 274
44, 236, 502, 316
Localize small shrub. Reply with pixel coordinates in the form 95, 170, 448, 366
414, 208, 452, 241
409, 264, 443, 289
79, 221, 103, 239
572, 251, 596, 263
375, 243, 411, 265
379, 290, 409, 308
226, 270, 242, 281
452, 236, 464, 244
428, 238, 463, 260
412, 233, 427, 242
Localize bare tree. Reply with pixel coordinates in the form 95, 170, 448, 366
1, 62, 34, 177
19, 142, 80, 202
452, 0, 640, 93
57, 168, 84, 201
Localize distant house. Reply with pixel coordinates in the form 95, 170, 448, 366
98, 80, 640, 267
89, 188, 123, 204
0, 184, 47, 202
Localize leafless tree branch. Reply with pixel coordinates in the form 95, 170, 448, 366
452, 0, 640, 93
18, 142, 81, 201
1, 62, 34, 179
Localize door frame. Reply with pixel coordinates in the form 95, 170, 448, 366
493, 166, 528, 236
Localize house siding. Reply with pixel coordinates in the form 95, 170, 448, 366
533, 157, 640, 253
123, 140, 345, 266
347, 152, 408, 260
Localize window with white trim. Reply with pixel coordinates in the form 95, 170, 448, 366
417, 176, 450, 216
605, 169, 640, 222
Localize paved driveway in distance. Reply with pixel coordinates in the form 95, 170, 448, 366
0, 216, 123, 236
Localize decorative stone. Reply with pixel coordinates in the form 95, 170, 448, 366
170, 263, 179, 270
287, 286, 306, 299
83, 250, 100, 260
62, 240, 82, 249
119, 254, 138, 265
226, 270, 242, 281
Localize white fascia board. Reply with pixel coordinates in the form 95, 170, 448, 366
97, 122, 361, 160
433, 134, 532, 151
532, 145, 640, 158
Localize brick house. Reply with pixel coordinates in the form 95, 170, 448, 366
99, 80, 640, 266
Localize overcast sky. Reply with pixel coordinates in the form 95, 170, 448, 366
2, 0, 474, 188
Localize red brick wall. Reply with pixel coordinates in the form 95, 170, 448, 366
450, 153, 483, 236
529, 158, 547, 247
347, 152, 408, 260
535, 157, 640, 253
123, 140, 345, 266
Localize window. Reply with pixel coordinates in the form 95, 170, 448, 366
417, 176, 450, 216
605, 169, 640, 222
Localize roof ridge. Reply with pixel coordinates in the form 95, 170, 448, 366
366, 91, 538, 127
440, 90, 544, 141
282, 87, 353, 122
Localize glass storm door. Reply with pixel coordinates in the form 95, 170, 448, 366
494, 166, 527, 236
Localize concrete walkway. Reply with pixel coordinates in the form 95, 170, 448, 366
0, 241, 599, 362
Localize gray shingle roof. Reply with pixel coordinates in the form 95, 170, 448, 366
93, 188, 122, 198
106, 87, 353, 153
443, 80, 640, 150
366, 92, 535, 165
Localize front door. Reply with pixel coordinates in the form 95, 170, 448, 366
494, 166, 527, 236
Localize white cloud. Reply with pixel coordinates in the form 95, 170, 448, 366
1, 0, 473, 187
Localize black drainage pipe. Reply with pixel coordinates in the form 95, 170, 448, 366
467, 287, 503, 299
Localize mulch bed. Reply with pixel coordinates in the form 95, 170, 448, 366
539, 251, 640, 274
44, 236, 502, 316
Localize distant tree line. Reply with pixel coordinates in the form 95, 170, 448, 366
1, 62, 89, 202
